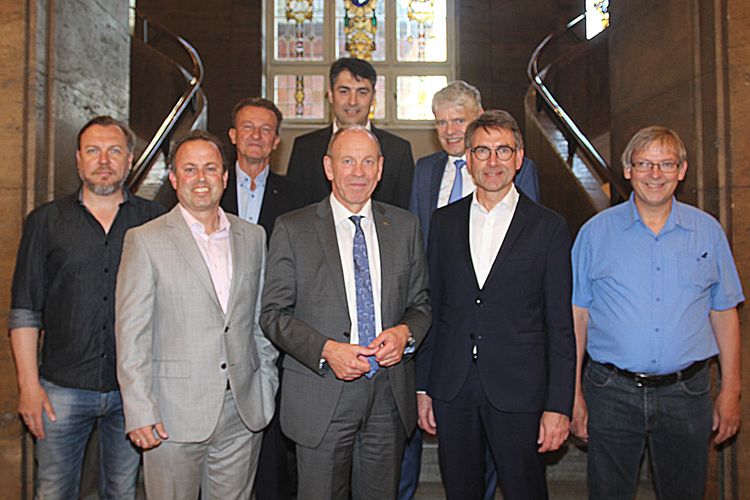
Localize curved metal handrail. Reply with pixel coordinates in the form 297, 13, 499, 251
126, 13, 205, 191
527, 13, 629, 200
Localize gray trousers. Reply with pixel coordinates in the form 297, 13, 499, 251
143, 389, 263, 500
296, 370, 407, 500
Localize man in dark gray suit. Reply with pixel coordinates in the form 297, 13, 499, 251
261, 126, 431, 499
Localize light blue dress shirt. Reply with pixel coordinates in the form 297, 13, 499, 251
236, 163, 269, 224
572, 195, 744, 374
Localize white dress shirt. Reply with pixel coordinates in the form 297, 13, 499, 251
329, 195, 383, 345
469, 184, 519, 288
437, 154, 476, 208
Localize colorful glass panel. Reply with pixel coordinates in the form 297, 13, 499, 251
275, 0, 325, 60
396, 75, 447, 120
396, 0, 447, 62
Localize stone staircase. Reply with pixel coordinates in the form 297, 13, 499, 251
415, 435, 656, 499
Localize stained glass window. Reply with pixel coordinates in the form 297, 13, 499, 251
274, 75, 326, 119
396, 76, 448, 119
335, 1, 386, 61
396, 0, 447, 62
275, 0, 325, 60
267, 0, 454, 123
586, 0, 609, 40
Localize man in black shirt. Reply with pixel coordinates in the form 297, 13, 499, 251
8, 116, 165, 499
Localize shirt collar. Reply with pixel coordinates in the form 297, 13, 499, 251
470, 183, 518, 215
622, 193, 692, 233
178, 204, 231, 236
76, 186, 130, 206
329, 193, 374, 226
235, 162, 269, 191
447, 154, 467, 165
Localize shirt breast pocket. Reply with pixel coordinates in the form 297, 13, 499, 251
677, 252, 715, 292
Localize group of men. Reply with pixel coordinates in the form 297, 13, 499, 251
8, 56, 742, 500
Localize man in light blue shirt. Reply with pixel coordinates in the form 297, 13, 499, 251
571, 125, 743, 500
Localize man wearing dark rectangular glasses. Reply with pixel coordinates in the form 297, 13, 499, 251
417, 109, 575, 499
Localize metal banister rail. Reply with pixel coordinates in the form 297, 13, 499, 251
126, 12, 205, 191
527, 13, 629, 200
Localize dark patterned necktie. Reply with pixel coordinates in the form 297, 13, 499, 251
350, 215, 378, 378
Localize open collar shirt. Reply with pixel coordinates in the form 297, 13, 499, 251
9, 189, 165, 391
236, 162, 269, 224
572, 194, 744, 374
469, 184, 519, 289
178, 205, 233, 314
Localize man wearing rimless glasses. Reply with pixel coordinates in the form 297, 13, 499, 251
571, 125, 743, 499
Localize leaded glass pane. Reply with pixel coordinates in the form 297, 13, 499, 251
396, 0, 447, 62
585, 0, 609, 40
274, 74, 326, 119
335, 0, 386, 61
396, 75, 447, 120
275, 0, 325, 60
372, 74, 385, 119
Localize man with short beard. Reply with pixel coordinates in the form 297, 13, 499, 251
8, 116, 165, 499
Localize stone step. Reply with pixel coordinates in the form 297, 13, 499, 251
418, 435, 656, 499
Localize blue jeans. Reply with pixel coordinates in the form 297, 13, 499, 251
584, 361, 713, 500
35, 378, 140, 499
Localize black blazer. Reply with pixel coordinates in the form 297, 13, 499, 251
417, 193, 575, 416
221, 165, 308, 239
286, 125, 415, 209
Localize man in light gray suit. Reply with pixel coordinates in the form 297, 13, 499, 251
116, 130, 278, 499
261, 126, 431, 500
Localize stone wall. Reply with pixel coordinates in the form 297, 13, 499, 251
609, 1, 750, 497
0, 0, 130, 497
136, 0, 262, 142
456, 0, 581, 134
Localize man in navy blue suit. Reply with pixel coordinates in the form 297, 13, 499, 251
400, 82, 541, 499
417, 110, 575, 499
409, 81, 540, 248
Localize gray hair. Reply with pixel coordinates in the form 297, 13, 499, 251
621, 125, 687, 170
432, 80, 482, 115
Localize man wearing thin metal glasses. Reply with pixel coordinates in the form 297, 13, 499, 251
571, 125, 743, 499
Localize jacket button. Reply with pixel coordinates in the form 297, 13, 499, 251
220, 363, 227, 370
475, 297, 483, 306
343, 331, 350, 338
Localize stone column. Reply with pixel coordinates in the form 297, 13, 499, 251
0, 0, 130, 496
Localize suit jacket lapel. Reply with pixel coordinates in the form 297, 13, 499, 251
372, 203, 394, 321
429, 153, 447, 210
314, 200, 348, 311
483, 194, 530, 286
220, 162, 239, 215
164, 207, 223, 310
454, 198, 480, 290
223, 221, 245, 323
258, 172, 279, 234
